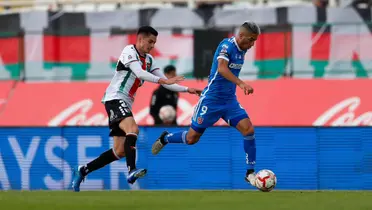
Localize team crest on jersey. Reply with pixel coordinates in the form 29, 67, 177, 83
197, 117, 204, 124
220, 44, 228, 54
128, 55, 132, 60
146, 62, 151, 71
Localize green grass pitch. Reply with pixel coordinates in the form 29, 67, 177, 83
0, 190, 371, 210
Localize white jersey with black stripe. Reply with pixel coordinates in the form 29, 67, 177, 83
102, 44, 159, 108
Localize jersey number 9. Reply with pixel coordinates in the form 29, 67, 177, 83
200, 106, 208, 116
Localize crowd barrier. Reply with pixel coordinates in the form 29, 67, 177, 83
0, 126, 371, 190
1, 7, 372, 80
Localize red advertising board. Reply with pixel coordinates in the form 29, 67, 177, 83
0, 81, 15, 110
0, 79, 371, 126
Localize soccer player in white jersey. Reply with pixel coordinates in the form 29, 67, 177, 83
71, 26, 202, 192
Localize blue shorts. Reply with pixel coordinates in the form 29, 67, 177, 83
191, 97, 249, 133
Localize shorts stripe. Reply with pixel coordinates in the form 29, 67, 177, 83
192, 97, 205, 121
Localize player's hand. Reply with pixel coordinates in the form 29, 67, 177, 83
159, 76, 184, 85
238, 82, 254, 95
187, 88, 202, 96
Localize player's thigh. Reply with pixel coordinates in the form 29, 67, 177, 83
191, 98, 223, 133
113, 136, 126, 158
104, 99, 136, 136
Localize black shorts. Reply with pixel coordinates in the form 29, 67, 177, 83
104, 99, 133, 137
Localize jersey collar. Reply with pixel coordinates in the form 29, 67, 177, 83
232, 37, 242, 52
133, 45, 146, 58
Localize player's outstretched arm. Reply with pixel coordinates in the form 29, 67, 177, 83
152, 69, 202, 96
129, 61, 183, 85
217, 59, 253, 95
186, 88, 202, 96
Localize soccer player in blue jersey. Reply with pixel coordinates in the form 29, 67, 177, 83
151, 22, 261, 187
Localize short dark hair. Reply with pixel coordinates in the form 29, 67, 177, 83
241, 21, 261, 35
137, 26, 158, 36
164, 65, 176, 74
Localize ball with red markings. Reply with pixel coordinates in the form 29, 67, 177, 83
255, 169, 277, 192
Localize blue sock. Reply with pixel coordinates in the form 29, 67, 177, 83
164, 131, 188, 144
244, 133, 256, 170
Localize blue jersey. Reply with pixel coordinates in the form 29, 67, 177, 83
201, 37, 246, 100
191, 37, 249, 133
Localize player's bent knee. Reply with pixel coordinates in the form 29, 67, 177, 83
186, 127, 203, 145
119, 118, 140, 135
186, 132, 201, 145
187, 135, 200, 145
123, 125, 139, 135
119, 123, 139, 135
241, 126, 254, 136
236, 118, 255, 136
126, 126, 139, 135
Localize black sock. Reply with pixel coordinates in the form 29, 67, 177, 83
81, 149, 119, 176
124, 133, 137, 172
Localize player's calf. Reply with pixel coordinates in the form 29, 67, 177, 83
113, 138, 126, 158
239, 121, 256, 168
234, 118, 257, 186
152, 128, 202, 155
164, 128, 202, 145
80, 148, 121, 177
160, 128, 201, 145
124, 133, 138, 171
118, 117, 147, 184
119, 119, 139, 172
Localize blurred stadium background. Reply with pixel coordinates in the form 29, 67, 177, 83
0, 0, 372, 197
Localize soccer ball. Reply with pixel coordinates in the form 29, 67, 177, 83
255, 169, 277, 192
159, 105, 176, 124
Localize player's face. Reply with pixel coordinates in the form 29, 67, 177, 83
140, 34, 157, 53
239, 31, 258, 50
